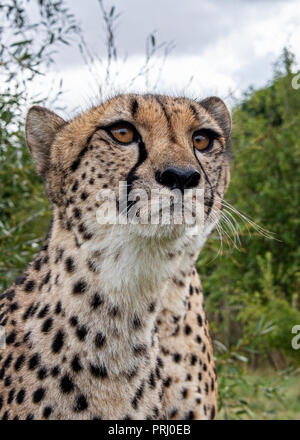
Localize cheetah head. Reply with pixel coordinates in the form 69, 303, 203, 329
25, 94, 231, 244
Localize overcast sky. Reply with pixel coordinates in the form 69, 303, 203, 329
28, 0, 300, 116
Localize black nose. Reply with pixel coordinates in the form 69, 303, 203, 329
156, 167, 200, 191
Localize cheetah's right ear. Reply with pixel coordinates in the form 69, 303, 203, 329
26, 106, 66, 177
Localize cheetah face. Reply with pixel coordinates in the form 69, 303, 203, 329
25, 94, 231, 242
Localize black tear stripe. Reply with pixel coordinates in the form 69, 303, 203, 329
196, 159, 214, 217
155, 96, 176, 144
70, 135, 93, 172
131, 99, 139, 118
124, 140, 148, 214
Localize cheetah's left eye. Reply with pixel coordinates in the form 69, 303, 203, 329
192, 130, 210, 151
109, 123, 135, 144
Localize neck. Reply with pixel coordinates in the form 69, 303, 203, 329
26, 210, 201, 378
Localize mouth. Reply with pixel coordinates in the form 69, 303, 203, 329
96, 183, 205, 232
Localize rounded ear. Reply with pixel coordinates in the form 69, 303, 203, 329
26, 106, 66, 177
199, 96, 231, 140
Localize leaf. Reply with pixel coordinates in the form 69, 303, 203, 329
10, 39, 32, 47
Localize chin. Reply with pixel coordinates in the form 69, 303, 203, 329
126, 222, 187, 241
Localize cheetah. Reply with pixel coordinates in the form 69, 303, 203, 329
0, 94, 231, 420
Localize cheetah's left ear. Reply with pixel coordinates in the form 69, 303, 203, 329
199, 97, 231, 140
26, 106, 66, 177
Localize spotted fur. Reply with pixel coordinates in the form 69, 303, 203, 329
0, 94, 231, 419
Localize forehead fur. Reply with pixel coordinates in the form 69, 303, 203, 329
51, 94, 225, 170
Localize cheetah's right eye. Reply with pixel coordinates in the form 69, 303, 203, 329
108, 122, 136, 145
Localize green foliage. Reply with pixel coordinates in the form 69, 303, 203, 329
199, 49, 300, 369
0, 0, 79, 291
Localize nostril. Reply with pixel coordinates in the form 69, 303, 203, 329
155, 167, 200, 191
185, 170, 200, 189
156, 169, 178, 189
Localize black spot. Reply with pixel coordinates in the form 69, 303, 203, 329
42, 317, 53, 333
16, 388, 26, 404
131, 396, 138, 409
148, 372, 156, 389
52, 330, 64, 353
91, 293, 103, 309
173, 353, 182, 363
29, 354, 40, 370
108, 305, 119, 317
2, 410, 9, 420
163, 377, 172, 388
23, 331, 31, 342
73, 208, 81, 219
185, 410, 195, 420
60, 374, 74, 393
190, 354, 197, 366
38, 368, 48, 380
14, 354, 25, 371
148, 302, 156, 313
43, 406, 52, 419
4, 376, 12, 386
210, 405, 216, 419
69, 316, 78, 327
74, 394, 88, 412
73, 280, 87, 295
132, 315, 142, 329
55, 301, 62, 314
38, 304, 49, 319
125, 367, 138, 381
41, 271, 51, 287
90, 363, 107, 378
71, 355, 83, 373
33, 387, 45, 403
24, 280, 35, 292
7, 388, 15, 404
185, 324, 192, 335
71, 180, 79, 192
9, 302, 19, 312
133, 344, 147, 356
34, 259, 42, 271
65, 257, 75, 273
205, 382, 209, 395
95, 332, 106, 348
76, 326, 87, 341
181, 388, 188, 399
6, 331, 16, 345
197, 314, 203, 326
196, 335, 202, 344
51, 366, 60, 377
169, 408, 178, 418
4, 353, 13, 368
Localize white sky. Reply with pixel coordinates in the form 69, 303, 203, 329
26, 0, 300, 117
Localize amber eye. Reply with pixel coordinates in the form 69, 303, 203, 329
109, 123, 135, 144
192, 131, 211, 151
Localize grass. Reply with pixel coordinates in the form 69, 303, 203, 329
217, 368, 300, 420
